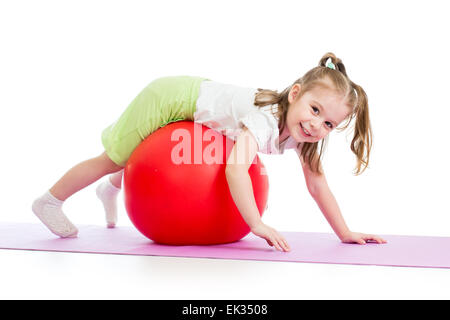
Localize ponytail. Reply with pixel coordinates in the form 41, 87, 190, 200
349, 82, 372, 175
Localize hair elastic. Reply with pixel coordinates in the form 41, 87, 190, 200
325, 58, 336, 70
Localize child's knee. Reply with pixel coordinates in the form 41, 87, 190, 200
98, 151, 124, 173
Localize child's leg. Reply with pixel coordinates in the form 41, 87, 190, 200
32, 151, 123, 237
50, 151, 123, 201
96, 169, 124, 228
109, 170, 124, 189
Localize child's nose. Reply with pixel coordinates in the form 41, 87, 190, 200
310, 119, 319, 131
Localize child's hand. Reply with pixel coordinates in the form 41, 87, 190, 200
341, 231, 387, 245
251, 222, 290, 252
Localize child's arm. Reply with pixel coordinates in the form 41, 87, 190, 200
226, 128, 290, 252
296, 148, 386, 244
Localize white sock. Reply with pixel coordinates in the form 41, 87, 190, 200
96, 177, 120, 228
32, 191, 78, 238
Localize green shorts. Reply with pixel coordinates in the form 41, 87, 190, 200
101, 75, 209, 167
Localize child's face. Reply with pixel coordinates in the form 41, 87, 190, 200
285, 81, 351, 143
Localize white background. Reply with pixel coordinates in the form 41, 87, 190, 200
1, 0, 449, 300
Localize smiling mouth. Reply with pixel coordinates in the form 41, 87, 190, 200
300, 123, 312, 137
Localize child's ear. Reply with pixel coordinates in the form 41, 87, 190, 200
288, 84, 301, 104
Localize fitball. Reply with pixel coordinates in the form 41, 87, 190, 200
124, 121, 269, 245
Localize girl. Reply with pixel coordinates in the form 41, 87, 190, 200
32, 52, 387, 252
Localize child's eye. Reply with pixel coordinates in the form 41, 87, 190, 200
325, 121, 333, 129
311, 106, 319, 114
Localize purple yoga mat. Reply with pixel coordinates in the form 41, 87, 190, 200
1, 222, 449, 269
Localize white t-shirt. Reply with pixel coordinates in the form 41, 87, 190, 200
194, 80, 301, 155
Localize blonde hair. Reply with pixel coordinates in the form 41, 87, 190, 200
254, 52, 372, 175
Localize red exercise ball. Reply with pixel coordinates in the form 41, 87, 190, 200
123, 121, 269, 245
